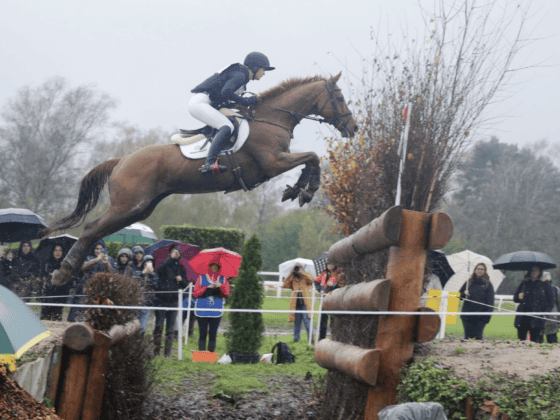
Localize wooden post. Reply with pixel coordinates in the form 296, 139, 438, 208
323, 279, 391, 313
63, 322, 95, 351
364, 210, 453, 419
57, 352, 89, 420
81, 332, 111, 420
44, 345, 64, 409
315, 340, 381, 386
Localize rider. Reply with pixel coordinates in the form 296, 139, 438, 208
189, 52, 275, 174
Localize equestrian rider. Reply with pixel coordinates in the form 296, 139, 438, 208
189, 52, 275, 174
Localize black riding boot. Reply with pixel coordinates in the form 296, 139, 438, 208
164, 335, 173, 358
208, 340, 216, 352
198, 339, 206, 351
200, 126, 232, 174
153, 332, 162, 357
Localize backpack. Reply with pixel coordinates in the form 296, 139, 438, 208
271, 341, 296, 364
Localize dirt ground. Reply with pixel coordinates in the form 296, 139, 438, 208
413, 336, 560, 385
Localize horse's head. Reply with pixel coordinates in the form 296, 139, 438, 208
315, 72, 358, 138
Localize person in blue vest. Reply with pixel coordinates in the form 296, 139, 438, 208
189, 52, 275, 174
192, 262, 231, 352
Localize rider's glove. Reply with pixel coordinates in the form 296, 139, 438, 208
242, 96, 258, 107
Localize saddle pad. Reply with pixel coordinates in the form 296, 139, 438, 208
172, 119, 250, 160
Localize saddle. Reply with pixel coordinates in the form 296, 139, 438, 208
171, 108, 243, 147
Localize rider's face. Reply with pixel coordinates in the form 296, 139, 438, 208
254, 68, 265, 80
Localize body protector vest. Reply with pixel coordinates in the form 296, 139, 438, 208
191, 64, 250, 109
195, 274, 226, 317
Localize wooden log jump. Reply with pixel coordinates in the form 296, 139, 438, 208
53, 320, 141, 420
314, 206, 453, 420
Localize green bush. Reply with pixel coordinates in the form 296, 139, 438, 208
396, 358, 489, 420
162, 225, 245, 253
225, 235, 265, 354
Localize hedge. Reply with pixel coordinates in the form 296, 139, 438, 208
162, 225, 245, 253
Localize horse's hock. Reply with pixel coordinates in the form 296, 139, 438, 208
314, 206, 453, 419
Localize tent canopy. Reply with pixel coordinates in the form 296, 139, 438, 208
278, 258, 316, 282
443, 250, 504, 293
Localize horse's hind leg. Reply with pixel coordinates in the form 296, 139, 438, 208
53, 192, 169, 286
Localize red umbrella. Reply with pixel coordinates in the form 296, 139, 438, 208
188, 247, 242, 278
151, 242, 200, 282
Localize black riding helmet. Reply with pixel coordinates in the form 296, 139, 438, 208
244, 52, 275, 79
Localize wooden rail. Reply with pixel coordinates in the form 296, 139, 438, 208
314, 206, 453, 419
50, 320, 140, 420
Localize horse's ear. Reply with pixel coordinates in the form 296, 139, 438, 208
329, 72, 342, 83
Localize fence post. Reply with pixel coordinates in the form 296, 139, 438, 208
437, 291, 449, 340
57, 351, 89, 420
81, 332, 111, 420
277, 285, 281, 298
184, 283, 194, 346
315, 293, 324, 344
309, 288, 316, 345
178, 288, 183, 361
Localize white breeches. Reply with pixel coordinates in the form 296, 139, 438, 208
188, 93, 234, 131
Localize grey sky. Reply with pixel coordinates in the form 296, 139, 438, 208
1, 0, 558, 162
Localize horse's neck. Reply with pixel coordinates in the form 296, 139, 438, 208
265, 82, 324, 125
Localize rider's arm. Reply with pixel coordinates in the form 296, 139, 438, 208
221, 71, 249, 104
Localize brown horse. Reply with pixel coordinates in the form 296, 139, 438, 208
47, 72, 358, 286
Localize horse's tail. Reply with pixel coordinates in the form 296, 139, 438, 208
44, 158, 122, 235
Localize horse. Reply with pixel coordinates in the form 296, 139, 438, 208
47, 72, 358, 286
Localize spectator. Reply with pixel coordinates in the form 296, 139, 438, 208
193, 262, 231, 352
11, 241, 40, 301
459, 263, 495, 340
283, 263, 314, 343
153, 245, 187, 357
0, 249, 10, 289
131, 246, 145, 277
4, 250, 14, 280
116, 248, 134, 277
514, 265, 554, 343
315, 263, 343, 340
40, 244, 71, 321
136, 255, 158, 339
540, 272, 560, 344
68, 239, 115, 322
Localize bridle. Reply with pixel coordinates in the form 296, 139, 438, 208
244, 80, 354, 138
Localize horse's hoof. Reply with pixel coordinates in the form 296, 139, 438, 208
298, 189, 314, 207
282, 185, 300, 202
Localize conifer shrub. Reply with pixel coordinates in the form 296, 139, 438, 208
225, 235, 265, 355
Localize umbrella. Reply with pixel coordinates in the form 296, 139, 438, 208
188, 248, 242, 278
428, 250, 455, 288
0, 208, 49, 243
0, 284, 51, 371
34, 234, 78, 264
442, 250, 504, 293
104, 222, 158, 244
278, 258, 316, 281
145, 240, 200, 282
492, 250, 556, 271
313, 252, 329, 276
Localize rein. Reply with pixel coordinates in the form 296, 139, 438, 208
243, 80, 353, 138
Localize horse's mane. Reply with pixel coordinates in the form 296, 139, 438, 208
257, 76, 326, 102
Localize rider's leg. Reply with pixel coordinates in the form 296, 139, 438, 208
188, 94, 234, 173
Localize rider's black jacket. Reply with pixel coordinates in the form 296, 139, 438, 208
191, 63, 250, 109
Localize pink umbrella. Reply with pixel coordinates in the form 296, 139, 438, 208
152, 242, 200, 282
188, 248, 242, 278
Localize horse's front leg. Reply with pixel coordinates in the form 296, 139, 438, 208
259, 151, 320, 207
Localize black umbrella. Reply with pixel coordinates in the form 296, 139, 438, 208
427, 250, 455, 288
0, 208, 49, 243
313, 252, 329, 276
34, 234, 78, 264
492, 250, 556, 271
